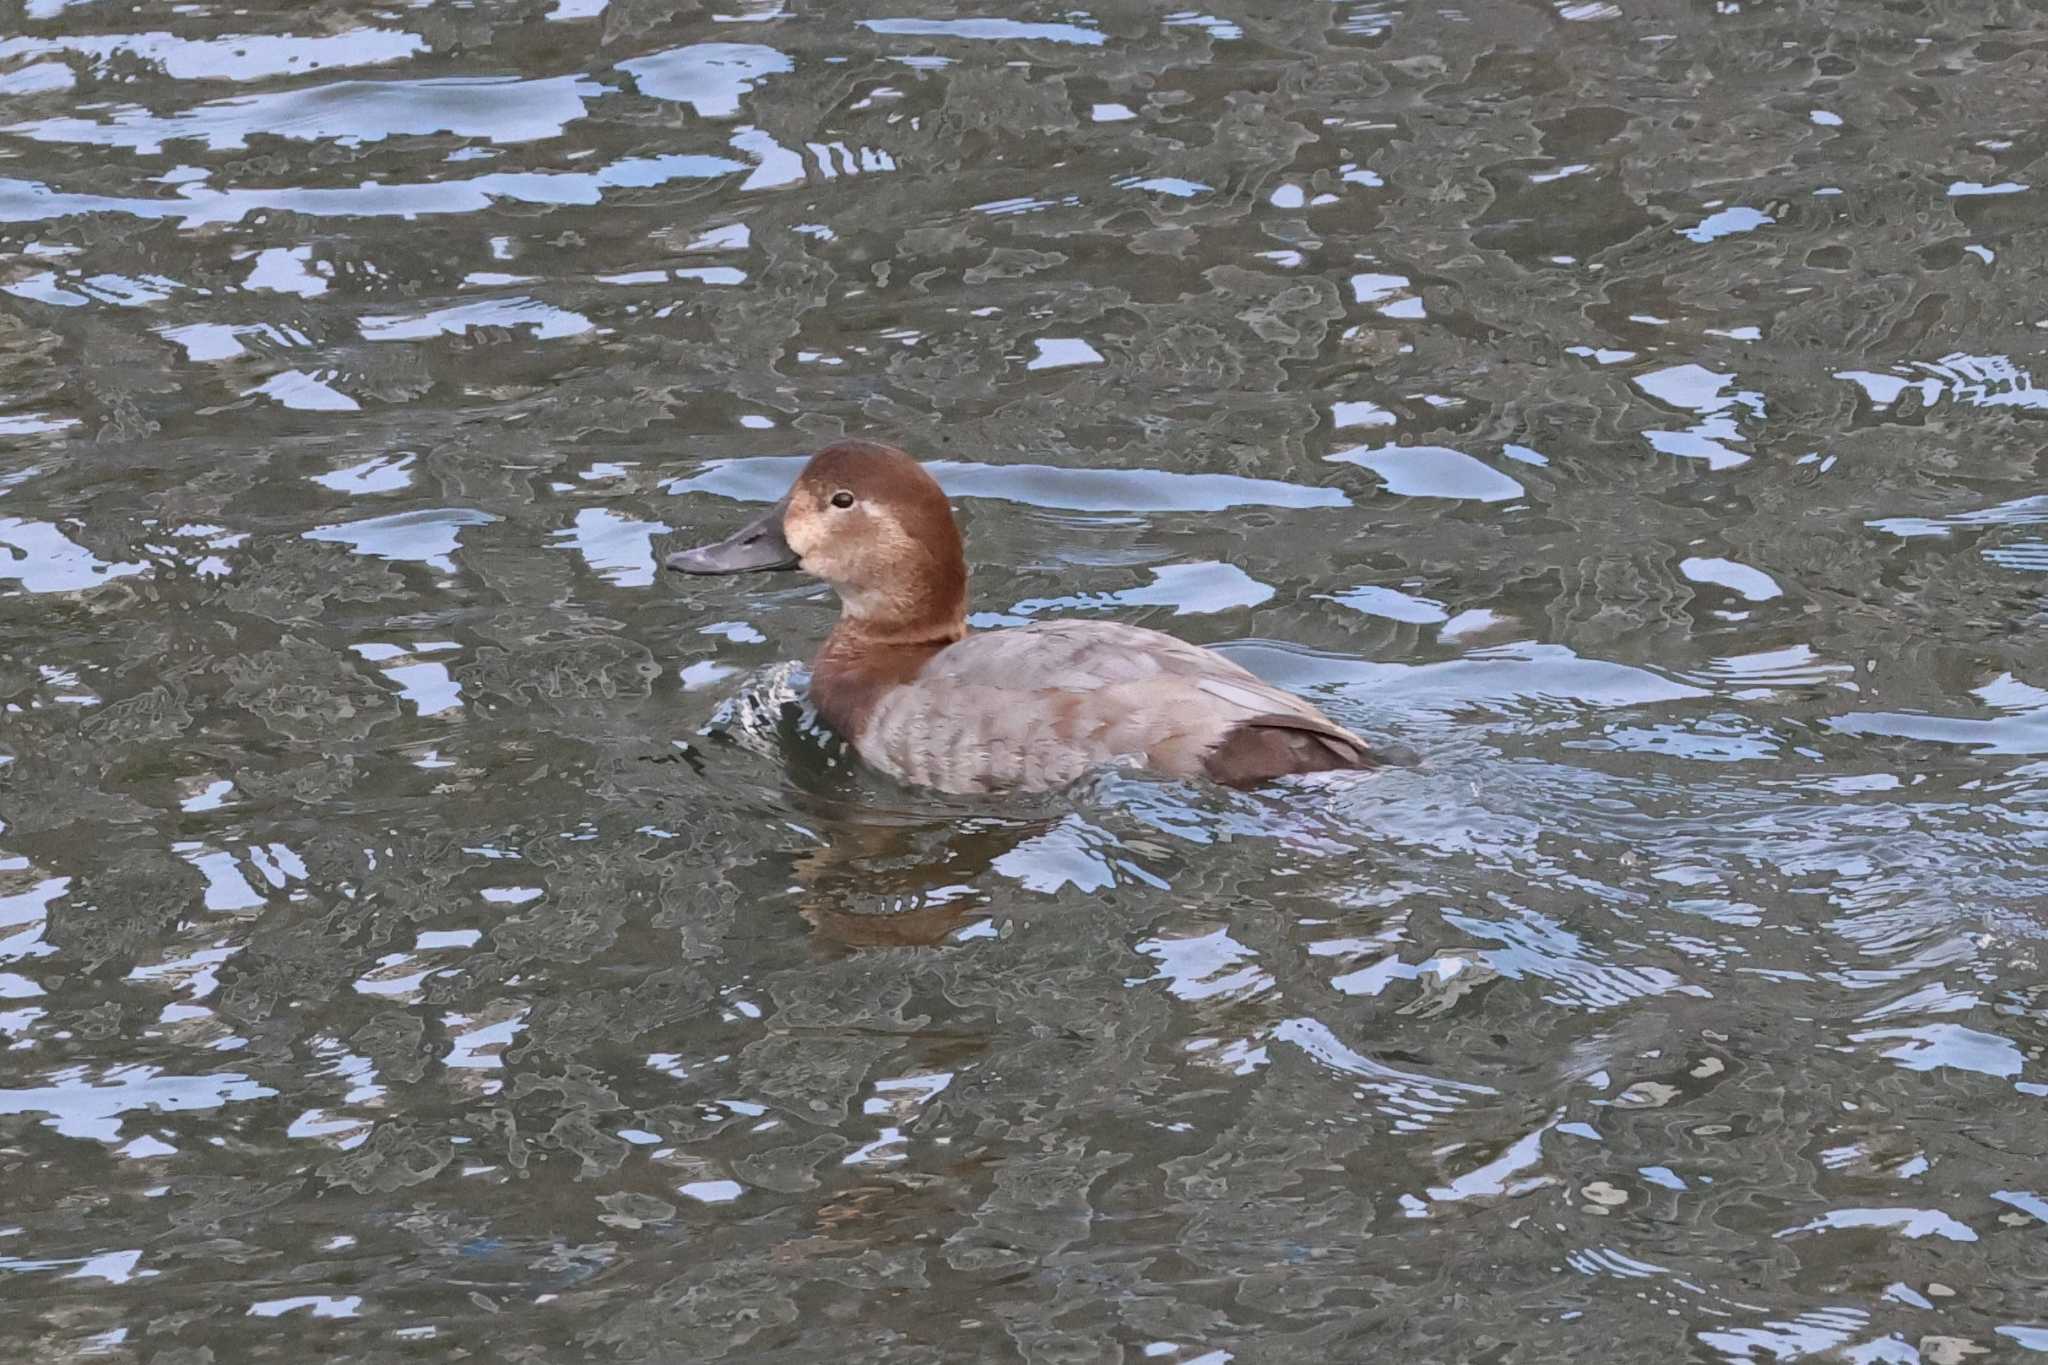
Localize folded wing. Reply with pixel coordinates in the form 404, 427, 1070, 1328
859, 619, 1384, 792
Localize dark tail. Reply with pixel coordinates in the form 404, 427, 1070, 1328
1203, 714, 1388, 787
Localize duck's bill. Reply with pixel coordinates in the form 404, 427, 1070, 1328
666, 499, 799, 575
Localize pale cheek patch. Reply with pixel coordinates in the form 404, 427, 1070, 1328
808, 510, 924, 618
821, 510, 904, 574
782, 503, 825, 560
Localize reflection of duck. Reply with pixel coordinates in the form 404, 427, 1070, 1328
783, 801, 1023, 949
798, 893, 980, 949
670, 441, 1387, 794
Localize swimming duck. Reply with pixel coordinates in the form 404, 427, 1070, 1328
667, 441, 1385, 794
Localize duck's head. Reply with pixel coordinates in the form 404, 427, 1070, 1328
667, 440, 968, 639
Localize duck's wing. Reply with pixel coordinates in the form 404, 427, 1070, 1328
919, 618, 1301, 689
862, 620, 1384, 792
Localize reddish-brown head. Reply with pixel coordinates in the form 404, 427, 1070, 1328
669, 441, 968, 642
784, 442, 967, 638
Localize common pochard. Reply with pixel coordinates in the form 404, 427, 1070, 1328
668, 441, 1385, 794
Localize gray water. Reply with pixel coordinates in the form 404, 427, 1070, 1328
4, 1, 2048, 1360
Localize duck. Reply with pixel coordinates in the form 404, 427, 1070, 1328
666, 440, 1387, 794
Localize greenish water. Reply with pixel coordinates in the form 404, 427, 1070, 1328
3, 1, 2048, 1360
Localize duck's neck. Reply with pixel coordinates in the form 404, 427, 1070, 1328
810, 622, 963, 740
825, 539, 969, 649
824, 610, 966, 650
808, 564, 968, 739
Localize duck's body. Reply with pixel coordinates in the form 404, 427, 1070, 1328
812, 617, 1377, 795
669, 441, 1384, 795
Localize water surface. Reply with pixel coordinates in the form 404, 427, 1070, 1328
4, 1, 2048, 1360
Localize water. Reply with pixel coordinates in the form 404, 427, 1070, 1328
3, 1, 2047, 1359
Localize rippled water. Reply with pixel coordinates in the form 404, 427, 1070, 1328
5, 1, 2048, 1359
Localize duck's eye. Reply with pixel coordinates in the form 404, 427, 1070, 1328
829, 490, 855, 510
